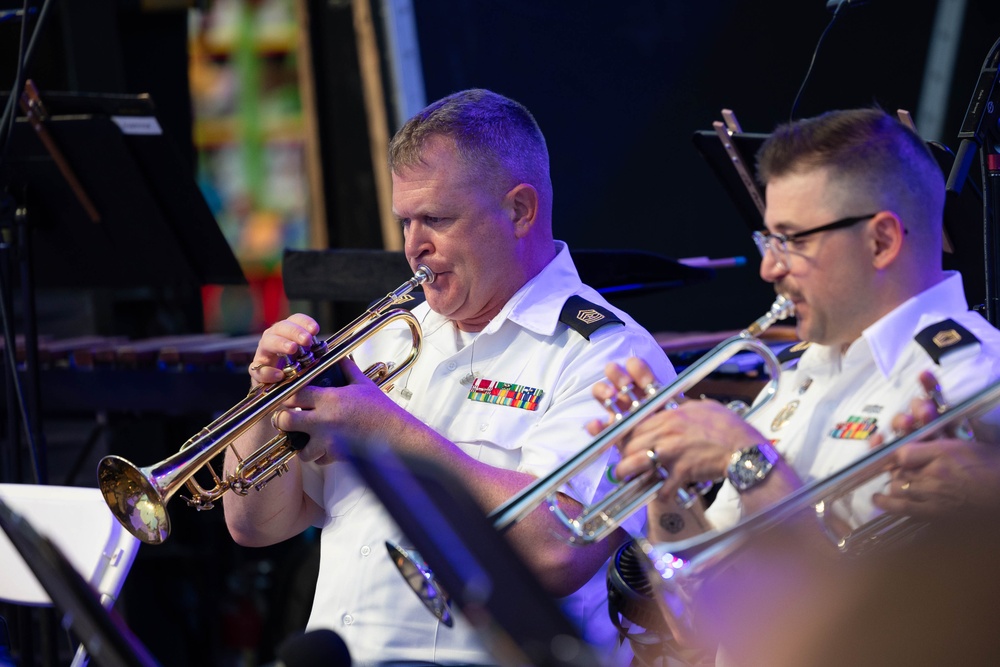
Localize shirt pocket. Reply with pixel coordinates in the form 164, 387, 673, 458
444, 398, 541, 467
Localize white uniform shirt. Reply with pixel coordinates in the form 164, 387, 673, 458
707, 272, 1000, 530
301, 241, 675, 666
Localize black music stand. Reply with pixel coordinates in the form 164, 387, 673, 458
691, 130, 768, 233
0, 89, 245, 289
344, 436, 603, 667
0, 496, 160, 667
0, 87, 244, 483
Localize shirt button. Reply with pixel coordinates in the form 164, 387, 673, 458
446, 361, 457, 371
343, 614, 354, 625
480, 423, 488, 432
360, 545, 371, 556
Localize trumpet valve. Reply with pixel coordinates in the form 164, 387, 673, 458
280, 339, 330, 378
253, 462, 291, 493
605, 380, 661, 422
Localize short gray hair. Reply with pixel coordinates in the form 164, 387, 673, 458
388, 89, 552, 201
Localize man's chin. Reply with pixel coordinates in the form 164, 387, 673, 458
423, 294, 456, 319
794, 320, 813, 344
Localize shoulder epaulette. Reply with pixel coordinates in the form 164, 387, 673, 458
559, 295, 624, 340
915, 318, 980, 364
369, 290, 426, 311
777, 340, 811, 364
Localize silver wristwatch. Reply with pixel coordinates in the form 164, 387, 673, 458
726, 442, 780, 492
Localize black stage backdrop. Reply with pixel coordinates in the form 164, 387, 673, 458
411, 0, 1000, 333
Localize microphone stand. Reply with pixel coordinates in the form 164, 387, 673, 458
946, 35, 1000, 326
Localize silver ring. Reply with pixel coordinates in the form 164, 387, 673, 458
250, 362, 265, 372
270, 410, 282, 431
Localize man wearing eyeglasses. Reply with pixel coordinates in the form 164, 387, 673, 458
590, 107, 1000, 660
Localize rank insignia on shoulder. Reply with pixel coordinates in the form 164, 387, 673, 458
915, 318, 979, 364
777, 341, 810, 364
559, 295, 623, 340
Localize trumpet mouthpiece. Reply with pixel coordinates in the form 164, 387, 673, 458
772, 294, 795, 319
743, 295, 796, 338
415, 264, 435, 284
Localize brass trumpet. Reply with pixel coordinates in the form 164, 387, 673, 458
97, 265, 435, 545
488, 294, 794, 543
639, 374, 1000, 641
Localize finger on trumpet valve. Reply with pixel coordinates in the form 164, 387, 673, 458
924, 381, 975, 440
925, 381, 947, 415
677, 487, 697, 510
645, 448, 661, 468
616, 382, 645, 412
603, 395, 626, 421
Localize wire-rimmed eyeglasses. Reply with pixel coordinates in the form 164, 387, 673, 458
752, 213, 878, 270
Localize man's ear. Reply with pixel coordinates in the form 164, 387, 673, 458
506, 183, 539, 238
870, 211, 905, 269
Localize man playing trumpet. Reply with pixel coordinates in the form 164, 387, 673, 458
591, 108, 1000, 659
224, 89, 673, 665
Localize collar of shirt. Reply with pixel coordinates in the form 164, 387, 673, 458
797, 271, 969, 379
415, 240, 583, 340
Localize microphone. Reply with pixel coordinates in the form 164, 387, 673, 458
276, 629, 352, 667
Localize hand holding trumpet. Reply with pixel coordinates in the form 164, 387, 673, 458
872, 370, 1000, 518
588, 359, 756, 488
587, 356, 803, 542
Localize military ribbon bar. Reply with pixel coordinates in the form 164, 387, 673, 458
468, 378, 544, 411
830, 416, 878, 440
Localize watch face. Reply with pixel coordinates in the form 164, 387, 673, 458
728, 446, 774, 491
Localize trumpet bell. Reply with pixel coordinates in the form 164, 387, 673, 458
98, 455, 170, 545
386, 541, 453, 627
